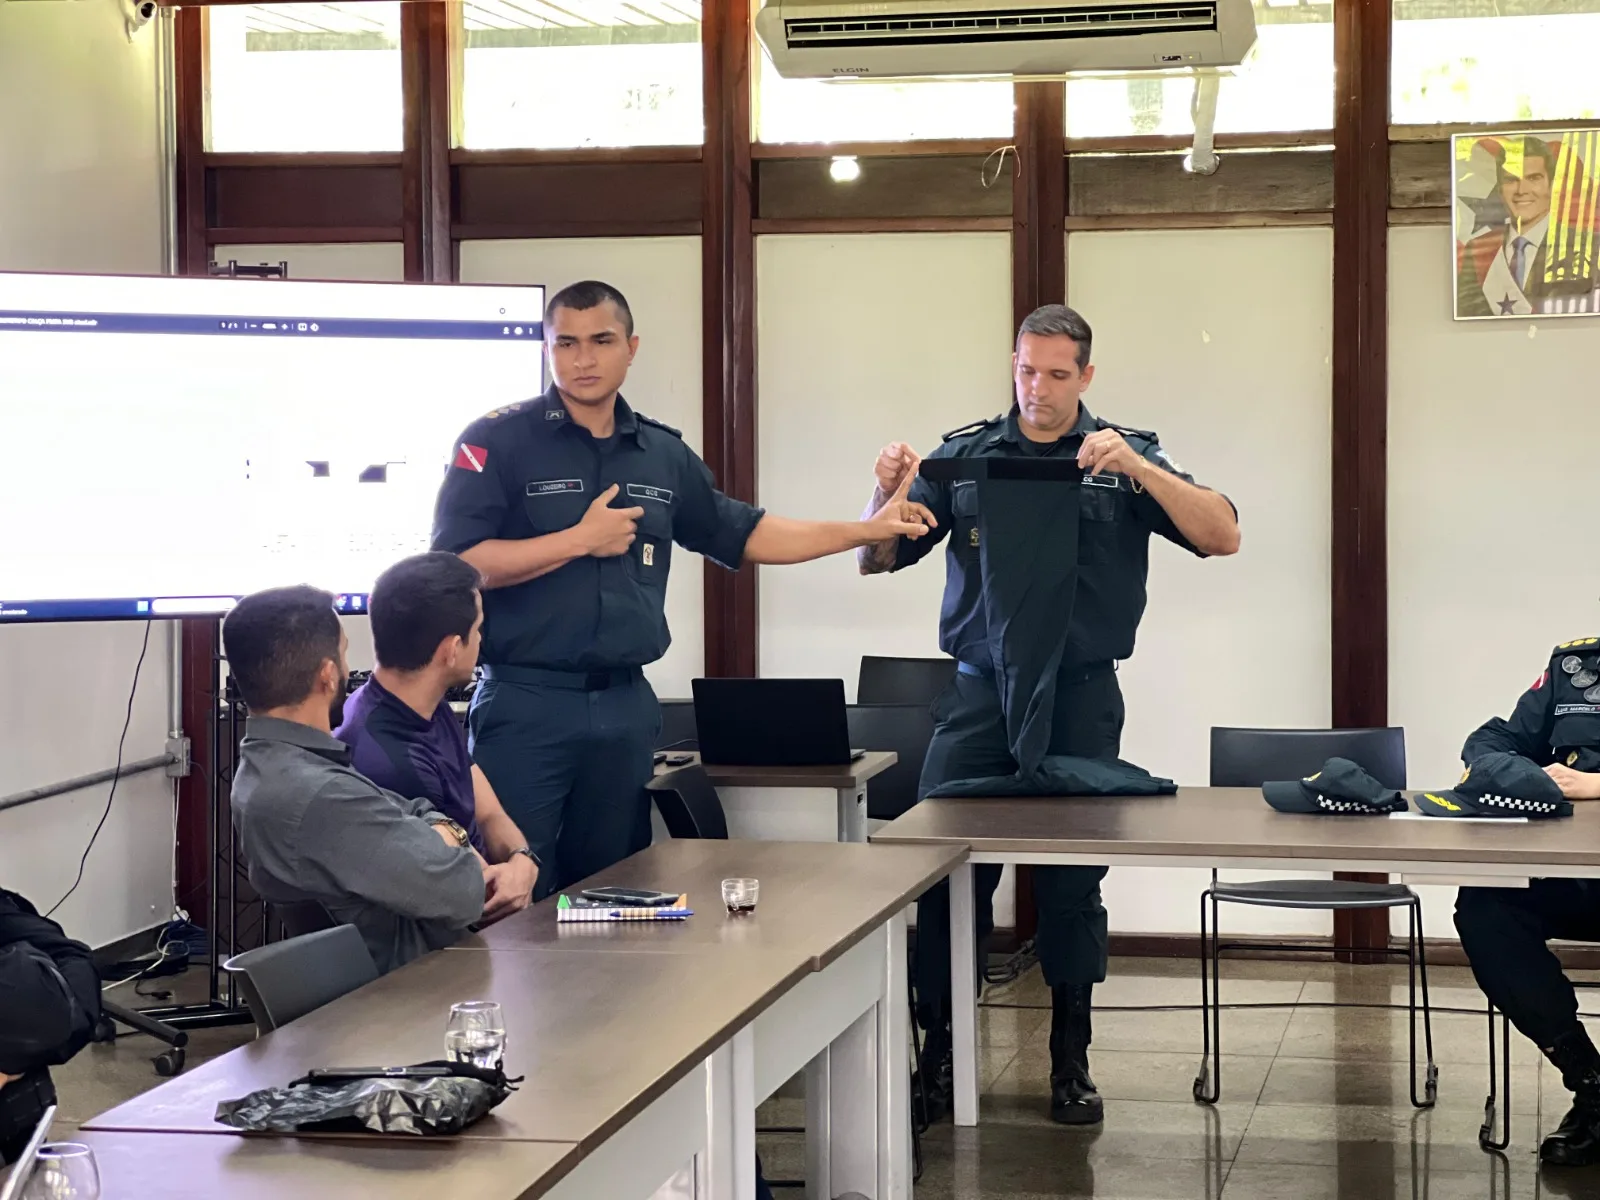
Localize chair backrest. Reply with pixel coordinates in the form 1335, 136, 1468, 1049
271, 900, 336, 939
648, 765, 729, 839
857, 656, 957, 706
657, 698, 698, 751
846, 702, 936, 821
1209, 727, 1407, 790
222, 925, 378, 1034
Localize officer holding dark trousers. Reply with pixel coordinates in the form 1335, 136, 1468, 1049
1454, 636, 1600, 1168
432, 280, 934, 898
858, 304, 1240, 1125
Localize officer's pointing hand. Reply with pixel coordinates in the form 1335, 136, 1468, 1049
1078, 429, 1145, 480
875, 442, 921, 497
577, 484, 646, 558
866, 463, 937, 540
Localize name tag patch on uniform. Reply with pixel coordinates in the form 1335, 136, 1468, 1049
626, 484, 674, 504
1555, 704, 1600, 716
1082, 474, 1121, 489
527, 479, 584, 496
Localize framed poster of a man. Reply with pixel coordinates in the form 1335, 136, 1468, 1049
1454, 128, 1600, 320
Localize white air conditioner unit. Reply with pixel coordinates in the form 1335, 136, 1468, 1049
754, 0, 1257, 80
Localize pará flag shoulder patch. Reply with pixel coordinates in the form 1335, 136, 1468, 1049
453, 443, 488, 472
1532, 669, 1549, 691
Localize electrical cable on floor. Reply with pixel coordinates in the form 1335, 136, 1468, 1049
984, 937, 1038, 986
48, 619, 153, 919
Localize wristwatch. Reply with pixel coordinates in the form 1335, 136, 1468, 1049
434, 818, 471, 848
509, 846, 539, 868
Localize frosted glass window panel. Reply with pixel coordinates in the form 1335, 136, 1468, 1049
1065, 0, 1332, 137
754, 42, 1014, 143
1391, 0, 1600, 126
460, 0, 703, 148
207, 4, 403, 152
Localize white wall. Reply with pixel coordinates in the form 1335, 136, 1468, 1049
459, 237, 706, 697
755, 232, 1013, 692
1390, 225, 1600, 937
1069, 228, 1335, 935
0, 0, 173, 947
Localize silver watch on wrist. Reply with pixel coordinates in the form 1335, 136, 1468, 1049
509, 846, 538, 867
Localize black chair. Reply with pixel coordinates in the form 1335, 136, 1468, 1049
1479, 976, 1600, 1153
221, 925, 378, 1034
96, 998, 188, 1077
647, 766, 728, 839
857, 656, 957, 706
657, 698, 698, 751
1195, 727, 1436, 1110
846, 703, 935, 821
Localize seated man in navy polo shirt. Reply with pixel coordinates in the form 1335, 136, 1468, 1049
338, 552, 540, 919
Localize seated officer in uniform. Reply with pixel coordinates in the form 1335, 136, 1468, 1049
336, 552, 539, 923
431, 280, 934, 896
1455, 636, 1600, 1167
859, 303, 1240, 1125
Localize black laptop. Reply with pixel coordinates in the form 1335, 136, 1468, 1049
691, 678, 864, 767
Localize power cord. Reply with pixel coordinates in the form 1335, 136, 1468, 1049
48, 620, 152, 919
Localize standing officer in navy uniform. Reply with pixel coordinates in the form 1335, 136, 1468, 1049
1455, 636, 1600, 1167
432, 280, 933, 896
859, 304, 1240, 1125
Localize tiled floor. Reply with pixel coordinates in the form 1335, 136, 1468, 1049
757, 957, 1600, 1199
43, 956, 1600, 1198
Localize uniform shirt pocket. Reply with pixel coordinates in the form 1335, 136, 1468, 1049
1078, 474, 1127, 563
625, 489, 674, 585
522, 477, 589, 534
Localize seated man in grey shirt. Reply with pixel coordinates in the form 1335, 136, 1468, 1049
225, 585, 486, 974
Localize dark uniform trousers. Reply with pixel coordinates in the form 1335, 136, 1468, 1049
469, 666, 659, 899
1455, 879, 1600, 1051
914, 662, 1121, 1028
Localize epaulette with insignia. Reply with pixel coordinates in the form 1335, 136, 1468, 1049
638, 414, 683, 439
1098, 418, 1159, 443
479, 400, 528, 421
941, 415, 1003, 442
1554, 637, 1600, 654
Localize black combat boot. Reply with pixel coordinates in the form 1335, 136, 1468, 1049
1542, 1027, 1600, 1167
912, 1021, 953, 1126
1049, 983, 1103, 1125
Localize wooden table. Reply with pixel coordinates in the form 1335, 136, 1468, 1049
460, 838, 965, 1200
872, 786, 1600, 1127
59, 1130, 578, 1200
657, 752, 897, 842
87, 840, 964, 1200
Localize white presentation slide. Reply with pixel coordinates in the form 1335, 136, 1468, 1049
0, 271, 545, 621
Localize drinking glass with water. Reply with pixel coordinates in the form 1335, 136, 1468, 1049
444, 1000, 507, 1068
22, 1142, 101, 1199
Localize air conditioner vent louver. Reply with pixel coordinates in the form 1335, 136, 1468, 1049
784, 2, 1217, 48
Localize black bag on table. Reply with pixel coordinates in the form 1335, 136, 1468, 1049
214, 1060, 519, 1136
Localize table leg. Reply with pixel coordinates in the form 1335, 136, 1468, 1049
804, 1049, 831, 1200
702, 1027, 756, 1200
836, 785, 868, 843
950, 860, 979, 1128
878, 911, 912, 1200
